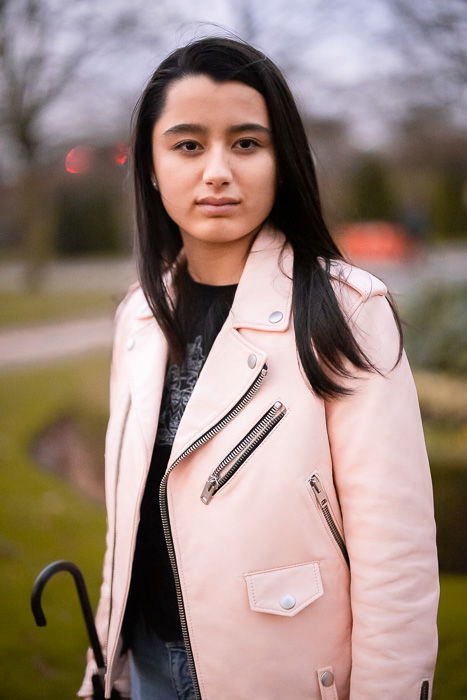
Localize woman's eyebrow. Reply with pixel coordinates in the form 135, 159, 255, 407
161, 122, 271, 137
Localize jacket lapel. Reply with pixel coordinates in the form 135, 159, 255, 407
167, 222, 294, 464
126, 221, 294, 469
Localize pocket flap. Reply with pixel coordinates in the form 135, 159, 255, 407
244, 561, 323, 616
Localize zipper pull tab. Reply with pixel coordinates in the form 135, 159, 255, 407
201, 475, 220, 505
310, 474, 328, 508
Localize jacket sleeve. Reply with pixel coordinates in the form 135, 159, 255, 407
325, 291, 439, 699
77, 292, 135, 698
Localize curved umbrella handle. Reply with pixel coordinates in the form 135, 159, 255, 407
31, 559, 105, 674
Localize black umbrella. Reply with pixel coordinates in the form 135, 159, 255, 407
31, 560, 121, 699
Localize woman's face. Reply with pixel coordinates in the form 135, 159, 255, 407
151, 74, 277, 249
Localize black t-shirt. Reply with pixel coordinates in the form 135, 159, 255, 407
121, 269, 238, 648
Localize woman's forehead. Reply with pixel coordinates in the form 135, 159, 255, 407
153, 75, 270, 134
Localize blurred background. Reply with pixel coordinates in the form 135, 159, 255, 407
0, 0, 465, 697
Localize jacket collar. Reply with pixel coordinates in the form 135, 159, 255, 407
135, 220, 293, 333
229, 222, 293, 332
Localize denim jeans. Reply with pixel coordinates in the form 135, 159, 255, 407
128, 613, 196, 700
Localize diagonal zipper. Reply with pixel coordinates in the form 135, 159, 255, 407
158, 362, 268, 699
201, 400, 287, 504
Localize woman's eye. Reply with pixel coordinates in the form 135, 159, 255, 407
174, 140, 200, 152
236, 138, 259, 150
173, 138, 259, 153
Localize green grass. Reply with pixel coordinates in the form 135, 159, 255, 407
434, 575, 467, 698
0, 291, 119, 328
0, 353, 110, 699
0, 355, 465, 698
423, 419, 467, 470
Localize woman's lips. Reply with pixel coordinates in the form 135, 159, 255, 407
197, 202, 239, 215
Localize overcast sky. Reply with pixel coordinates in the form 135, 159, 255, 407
2, 0, 466, 172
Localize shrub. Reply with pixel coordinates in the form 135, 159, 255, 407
432, 463, 467, 573
403, 283, 467, 376
54, 181, 125, 256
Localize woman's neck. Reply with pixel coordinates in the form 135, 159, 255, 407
179, 226, 261, 286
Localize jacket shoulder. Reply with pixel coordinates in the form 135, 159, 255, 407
109, 282, 145, 371
317, 257, 388, 321
115, 280, 144, 321
325, 258, 387, 301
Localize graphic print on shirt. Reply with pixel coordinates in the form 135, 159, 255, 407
156, 334, 205, 446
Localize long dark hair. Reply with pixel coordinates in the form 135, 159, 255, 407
130, 35, 403, 400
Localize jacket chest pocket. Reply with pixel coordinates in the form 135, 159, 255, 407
243, 560, 323, 616
200, 400, 287, 504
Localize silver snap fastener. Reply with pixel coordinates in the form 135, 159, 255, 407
247, 353, 257, 368
279, 594, 296, 610
126, 337, 135, 350
268, 310, 283, 324
320, 671, 334, 687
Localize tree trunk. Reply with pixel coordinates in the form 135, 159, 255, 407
20, 168, 55, 292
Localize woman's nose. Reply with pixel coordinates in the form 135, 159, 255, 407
203, 146, 232, 186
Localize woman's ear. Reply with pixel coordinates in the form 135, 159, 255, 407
151, 175, 159, 190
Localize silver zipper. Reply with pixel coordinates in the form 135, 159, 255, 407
201, 400, 287, 504
309, 473, 350, 568
159, 362, 269, 699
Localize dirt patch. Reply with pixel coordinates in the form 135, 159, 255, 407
31, 414, 105, 503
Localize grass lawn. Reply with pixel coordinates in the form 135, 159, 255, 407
435, 575, 467, 698
0, 353, 111, 699
0, 355, 465, 698
0, 291, 119, 328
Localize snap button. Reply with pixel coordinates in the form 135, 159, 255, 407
279, 594, 296, 610
320, 671, 334, 687
247, 353, 257, 368
268, 310, 283, 323
126, 337, 135, 350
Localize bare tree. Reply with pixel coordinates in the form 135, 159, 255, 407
0, 1, 93, 287
390, 0, 467, 86
0, 0, 181, 289
231, 0, 466, 145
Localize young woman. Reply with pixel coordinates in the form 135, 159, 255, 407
78, 36, 439, 700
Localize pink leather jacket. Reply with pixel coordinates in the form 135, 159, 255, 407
78, 222, 439, 699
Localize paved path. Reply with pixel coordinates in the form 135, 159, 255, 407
351, 246, 467, 297
0, 316, 114, 369
0, 245, 465, 370
0, 258, 136, 293
0, 245, 466, 295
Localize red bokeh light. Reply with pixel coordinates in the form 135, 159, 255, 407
113, 142, 129, 165
65, 146, 94, 174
